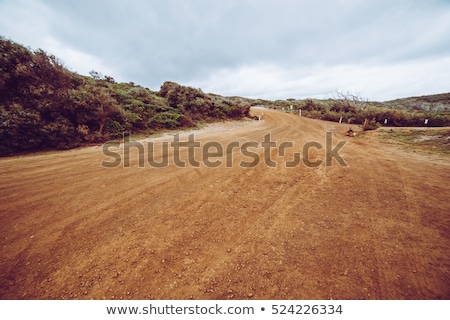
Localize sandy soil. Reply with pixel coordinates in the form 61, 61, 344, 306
0, 109, 449, 299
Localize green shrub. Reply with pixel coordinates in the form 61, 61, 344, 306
362, 119, 380, 131
105, 120, 125, 138
148, 111, 183, 129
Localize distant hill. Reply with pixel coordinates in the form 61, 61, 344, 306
383, 93, 450, 112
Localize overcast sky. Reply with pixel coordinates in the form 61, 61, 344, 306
1, 0, 449, 101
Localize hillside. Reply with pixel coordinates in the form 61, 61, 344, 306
383, 93, 450, 112
0, 37, 252, 156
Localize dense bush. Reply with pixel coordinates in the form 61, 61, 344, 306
159, 81, 250, 121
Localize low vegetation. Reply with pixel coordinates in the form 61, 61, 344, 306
378, 128, 450, 156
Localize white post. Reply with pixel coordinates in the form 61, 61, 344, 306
339, 116, 343, 124
424, 119, 429, 125
384, 119, 388, 125
299, 109, 302, 117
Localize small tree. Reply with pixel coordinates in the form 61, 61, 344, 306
103, 75, 115, 83
334, 91, 368, 111
89, 70, 103, 80
93, 88, 120, 134
333, 91, 373, 127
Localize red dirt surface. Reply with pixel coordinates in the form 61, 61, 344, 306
1, 109, 449, 299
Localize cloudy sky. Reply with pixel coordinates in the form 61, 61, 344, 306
1, 0, 449, 101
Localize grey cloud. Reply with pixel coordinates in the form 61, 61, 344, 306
1, 0, 449, 99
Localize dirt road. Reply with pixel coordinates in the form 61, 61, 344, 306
1, 109, 449, 299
